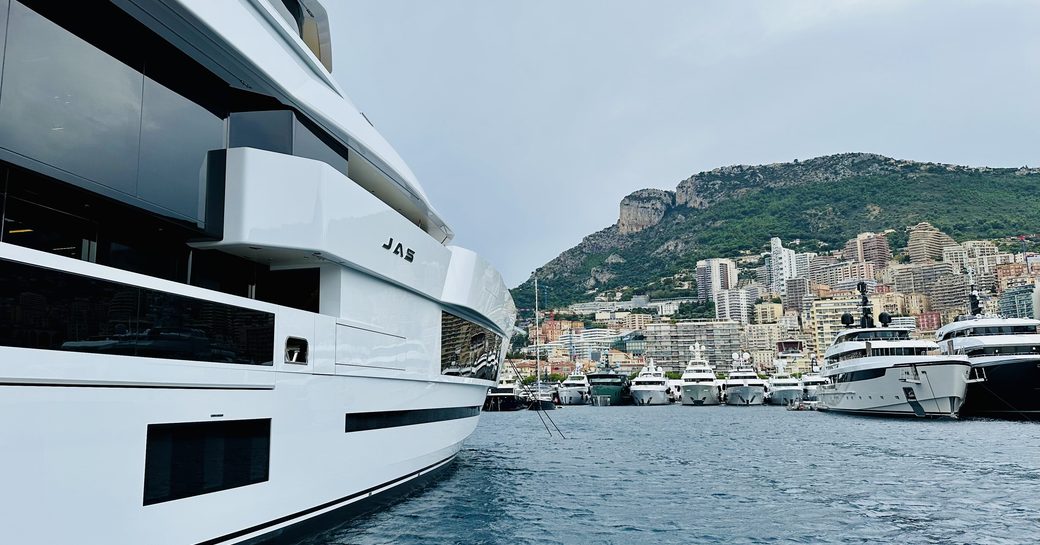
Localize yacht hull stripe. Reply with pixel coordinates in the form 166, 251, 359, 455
344, 406, 481, 432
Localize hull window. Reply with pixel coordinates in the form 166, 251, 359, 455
0, 257, 275, 365
440, 312, 502, 381
144, 419, 271, 505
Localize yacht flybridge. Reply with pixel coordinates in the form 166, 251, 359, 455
817, 282, 970, 418
936, 287, 1040, 418
0, 1, 515, 543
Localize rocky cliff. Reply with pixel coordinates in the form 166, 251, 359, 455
514, 153, 1040, 309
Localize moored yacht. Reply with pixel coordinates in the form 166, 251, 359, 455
936, 294, 1040, 419
724, 367, 768, 406
767, 375, 803, 406
0, 1, 515, 543
680, 342, 721, 406
800, 373, 828, 401
630, 360, 671, 405
818, 283, 970, 418
484, 367, 525, 411
587, 356, 631, 406
557, 369, 591, 405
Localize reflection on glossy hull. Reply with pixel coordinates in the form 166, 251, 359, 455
725, 386, 766, 406
962, 357, 1040, 419
681, 384, 720, 406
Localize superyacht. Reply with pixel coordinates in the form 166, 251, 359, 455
724, 367, 768, 406
817, 283, 970, 418
936, 288, 1040, 419
484, 367, 525, 412
680, 343, 721, 406
0, 1, 514, 543
630, 360, 671, 405
800, 373, 828, 401
557, 368, 591, 405
767, 375, 803, 406
587, 355, 631, 406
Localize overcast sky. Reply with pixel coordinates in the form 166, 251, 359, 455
328, 0, 1040, 287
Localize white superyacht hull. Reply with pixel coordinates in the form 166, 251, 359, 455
817, 361, 970, 417
768, 387, 803, 406
631, 388, 671, 405
558, 386, 589, 405
681, 383, 721, 405
725, 386, 766, 406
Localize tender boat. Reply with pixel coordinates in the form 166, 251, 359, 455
817, 282, 971, 418
630, 360, 671, 405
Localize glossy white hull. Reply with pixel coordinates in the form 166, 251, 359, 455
631, 387, 671, 405
768, 387, 803, 406
817, 361, 970, 417
557, 386, 588, 405
725, 385, 766, 405
681, 383, 721, 405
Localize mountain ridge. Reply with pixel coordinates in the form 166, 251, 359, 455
512, 153, 1040, 309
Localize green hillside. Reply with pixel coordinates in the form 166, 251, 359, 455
512, 154, 1040, 310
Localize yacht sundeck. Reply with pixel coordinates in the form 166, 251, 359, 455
818, 283, 970, 418
630, 360, 670, 405
0, 1, 515, 542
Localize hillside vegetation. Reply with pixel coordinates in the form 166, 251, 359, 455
512, 153, 1040, 309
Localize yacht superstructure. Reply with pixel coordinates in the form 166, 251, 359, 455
680, 343, 721, 406
724, 368, 768, 406
0, 1, 514, 543
817, 283, 969, 418
630, 360, 671, 405
800, 374, 828, 401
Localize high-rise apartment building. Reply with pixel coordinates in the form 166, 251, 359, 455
644, 320, 742, 372
754, 302, 784, 324
907, 222, 958, 263
783, 278, 811, 313
842, 232, 892, 269
695, 258, 739, 302
794, 252, 817, 279
715, 288, 754, 325
998, 283, 1038, 319
809, 297, 861, 356
815, 261, 876, 288
769, 237, 796, 294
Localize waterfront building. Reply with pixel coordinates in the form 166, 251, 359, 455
809, 297, 861, 357
645, 319, 741, 372
695, 258, 739, 302
754, 302, 784, 324
539, 328, 620, 361
890, 316, 917, 330
908, 222, 959, 263
769, 237, 797, 294
744, 322, 784, 368
783, 277, 811, 313
528, 319, 583, 343
906, 292, 931, 315
916, 311, 943, 332
842, 232, 893, 269
715, 288, 754, 325
998, 283, 1038, 319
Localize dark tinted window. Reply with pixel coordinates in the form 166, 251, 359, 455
0, 1, 143, 193
256, 268, 319, 313
0, 258, 274, 365
229, 110, 294, 154
2, 196, 97, 260
440, 312, 503, 381
144, 419, 270, 505
294, 119, 348, 175
138, 78, 225, 220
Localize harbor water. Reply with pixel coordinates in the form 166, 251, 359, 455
307, 406, 1040, 544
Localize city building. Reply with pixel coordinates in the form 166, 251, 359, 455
907, 222, 959, 263
695, 258, 739, 302
999, 283, 1038, 319
783, 278, 811, 313
890, 316, 917, 330
754, 302, 784, 324
622, 312, 653, 331
769, 237, 797, 294
744, 322, 784, 368
808, 297, 861, 356
815, 261, 876, 288
916, 311, 943, 332
538, 328, 620, 361
842, 232, 893, 269
884, 262, 955, 294
715, 288, 754, 325
794, 252, 817, 279
645, 319, 742, 372
927, 273, 969, 313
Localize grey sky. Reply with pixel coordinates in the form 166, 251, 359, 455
328, 0, 1040, 288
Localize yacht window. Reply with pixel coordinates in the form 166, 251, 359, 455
285, 337, 308, 363
256, 268, 319, 313
440, 312, 503, 381
143, 418, 271, 505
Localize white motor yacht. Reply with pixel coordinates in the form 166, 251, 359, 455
484, 367, 525, 411
558, 371, 591, 405
767, 375, 803, 406
800, 373, 828, 401
680, 342, 721, 406
818, 283, 970, 418
630, 360, 671, 405
0, 1, 516, 542
724, 368, 768, 406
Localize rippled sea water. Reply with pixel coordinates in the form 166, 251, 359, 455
308, 406, 1040, 544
